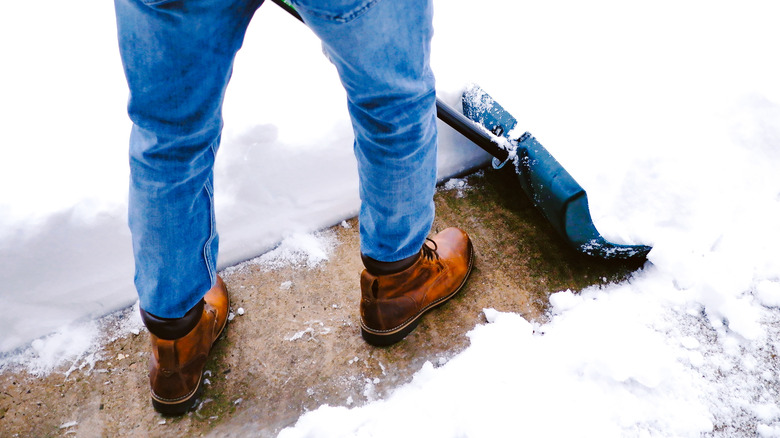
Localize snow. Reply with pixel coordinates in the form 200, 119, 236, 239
222, 230, 338, 275
280, 306, 711, 438
279, 285, 779, 436
252, 231, 338, 271
440, 174, 475, 198
0, 302, 145, 377
59, 421, 78, 429
288, 320, 332, 342
2, 0, 780, 436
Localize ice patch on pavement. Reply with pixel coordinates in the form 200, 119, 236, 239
287, 320, 332, 341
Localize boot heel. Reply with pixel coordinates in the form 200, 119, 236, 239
151, 382, 202, 416
361, 319, 420, 347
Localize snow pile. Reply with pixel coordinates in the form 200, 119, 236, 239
224, 230, 338, 273
0, 302, 145, 377
255, 231, 337, 270
440, 172, 480, 199
17, 322, 99, 377
280, 279, 780, 437
285, 304, 705, 436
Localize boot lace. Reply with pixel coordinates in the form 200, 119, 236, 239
421, 237, 440, 261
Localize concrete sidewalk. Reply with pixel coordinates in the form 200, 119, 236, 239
0, 168, 644, 437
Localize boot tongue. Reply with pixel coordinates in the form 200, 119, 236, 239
361, 251, 420, 276
141, 300, 205, 340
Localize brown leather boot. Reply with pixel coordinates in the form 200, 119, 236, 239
146, 276, 229, 415
360, 227, 474, 346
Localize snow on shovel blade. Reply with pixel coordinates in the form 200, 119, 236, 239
460, 85, 652, 260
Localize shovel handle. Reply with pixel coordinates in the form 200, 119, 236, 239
270, 0, 304, 21
435, 100, 510, 162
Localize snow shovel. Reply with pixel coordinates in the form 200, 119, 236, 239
438, 85, 651, 260
270, 0, 652, 260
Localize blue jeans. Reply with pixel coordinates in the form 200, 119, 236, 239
115, 0, 438, 318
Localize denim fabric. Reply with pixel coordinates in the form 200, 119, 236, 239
115, 0, 437, 317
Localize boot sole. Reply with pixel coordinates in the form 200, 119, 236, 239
361, 240, 474, 347
152, 378, 204, 416
151, 288, 230, 416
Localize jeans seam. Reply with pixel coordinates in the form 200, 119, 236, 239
203, 137, 219, 287
139, 0, 177, 6
203, 180, 217, 287
292, 0, 381, 23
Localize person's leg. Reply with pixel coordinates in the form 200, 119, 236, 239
290, 0, 438, 264
116, 0, 262, 319
114, 0, 261, 413
290, 0, 474, 345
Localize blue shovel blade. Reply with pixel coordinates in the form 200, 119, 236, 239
462, 86, 651, 260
